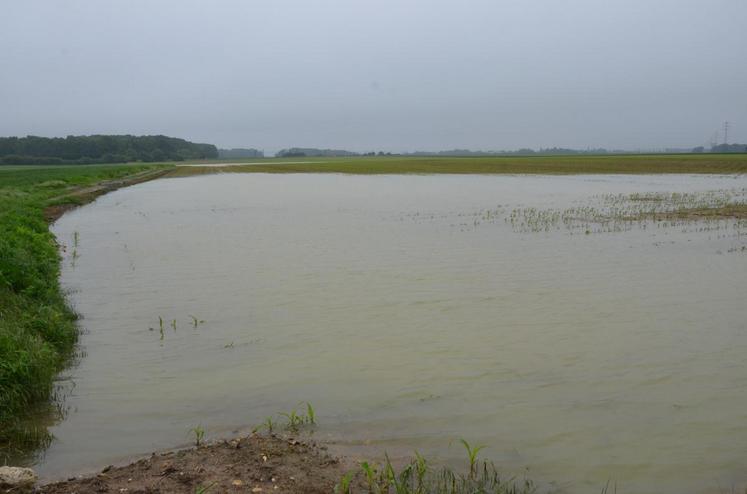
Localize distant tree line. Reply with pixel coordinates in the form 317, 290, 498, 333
275, 147, 359, 158
408, 147, 621, 156
701, 143, 747, 153
218, 148, 264, 159
276, 147, 651, 158
0, 135, 218, 165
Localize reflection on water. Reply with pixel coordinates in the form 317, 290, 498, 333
43, 173, 747, 494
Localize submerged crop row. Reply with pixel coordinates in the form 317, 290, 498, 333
506, 188, 747, 234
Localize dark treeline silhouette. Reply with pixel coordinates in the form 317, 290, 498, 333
276, 147, 359, 158
408, 147, 621, 156
707, 143, 747, 153
0, 135, 218, 165
276, 147, 707, 158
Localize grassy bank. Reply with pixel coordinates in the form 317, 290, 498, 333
0, 164, 170, 455
168, 153, 747, 176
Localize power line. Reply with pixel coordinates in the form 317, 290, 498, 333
723, 121, 729, 145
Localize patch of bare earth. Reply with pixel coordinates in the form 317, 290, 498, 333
35, 434, 352, 494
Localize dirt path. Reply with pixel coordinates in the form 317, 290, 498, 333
35, 434, 354, 494
43, 167, 172, 223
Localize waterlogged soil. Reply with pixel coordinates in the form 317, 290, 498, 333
36, 434, 349, 494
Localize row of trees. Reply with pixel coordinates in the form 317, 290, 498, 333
276, 147, 359, 157
0, 135, 218, 165
693, 143, 747, 153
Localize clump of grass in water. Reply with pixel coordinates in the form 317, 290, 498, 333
252, 416, 278, 434
252, 402, 316, 434
189, 424, 205, 446
189, 315, 205, 328
278, 402, 316, 432
280, 409, 304, 433
335, 471, 355, 494
338, 439, 534, 494
69, 231, 81, 268
459, 439, 486, 479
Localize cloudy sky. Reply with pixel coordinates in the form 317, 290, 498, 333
1, 0, 745, 152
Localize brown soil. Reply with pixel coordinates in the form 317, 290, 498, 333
43, 168, 172, 223
35, 434, 355, 494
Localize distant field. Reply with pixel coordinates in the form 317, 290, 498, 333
167, 154, 747, 177
0, 163, 170, 188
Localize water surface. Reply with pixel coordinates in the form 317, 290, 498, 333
48, 173, 747, 494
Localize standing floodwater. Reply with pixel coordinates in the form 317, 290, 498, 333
47, 173, 746, 494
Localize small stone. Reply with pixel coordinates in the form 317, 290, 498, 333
102, 465, 113, 473
252, 488, 263, 493
232, 479, 244, 486
0, 466, 37, 492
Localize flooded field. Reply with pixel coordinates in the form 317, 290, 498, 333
47, 173, 746, 494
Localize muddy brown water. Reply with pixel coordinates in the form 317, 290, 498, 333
45, 173, 746, 493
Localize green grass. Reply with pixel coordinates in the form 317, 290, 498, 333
189, 424, 205, 447
167, 153, 747, 177
0, 163, 169, 459
338, 442, 536, 494
252, 402, 316, 434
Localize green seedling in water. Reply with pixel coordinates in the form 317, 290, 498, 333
413, 451, 428, 490
360, 461, 378, 490
252, 416, 277, 434
189, 315, 205, 328
171, 319, 177, 331
305, 402, 316, 425
280, 402, 316, 432
460, 438, 486, 479
224, 341, 234, 348
280, 409, 304, 433
189, 424, 205, 446
385, 453, 415, 494
73, 231, 79, 248
352, 447, 537, 494
334, 471, 354, 494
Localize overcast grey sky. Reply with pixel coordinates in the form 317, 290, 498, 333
1, 0, 745, 152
